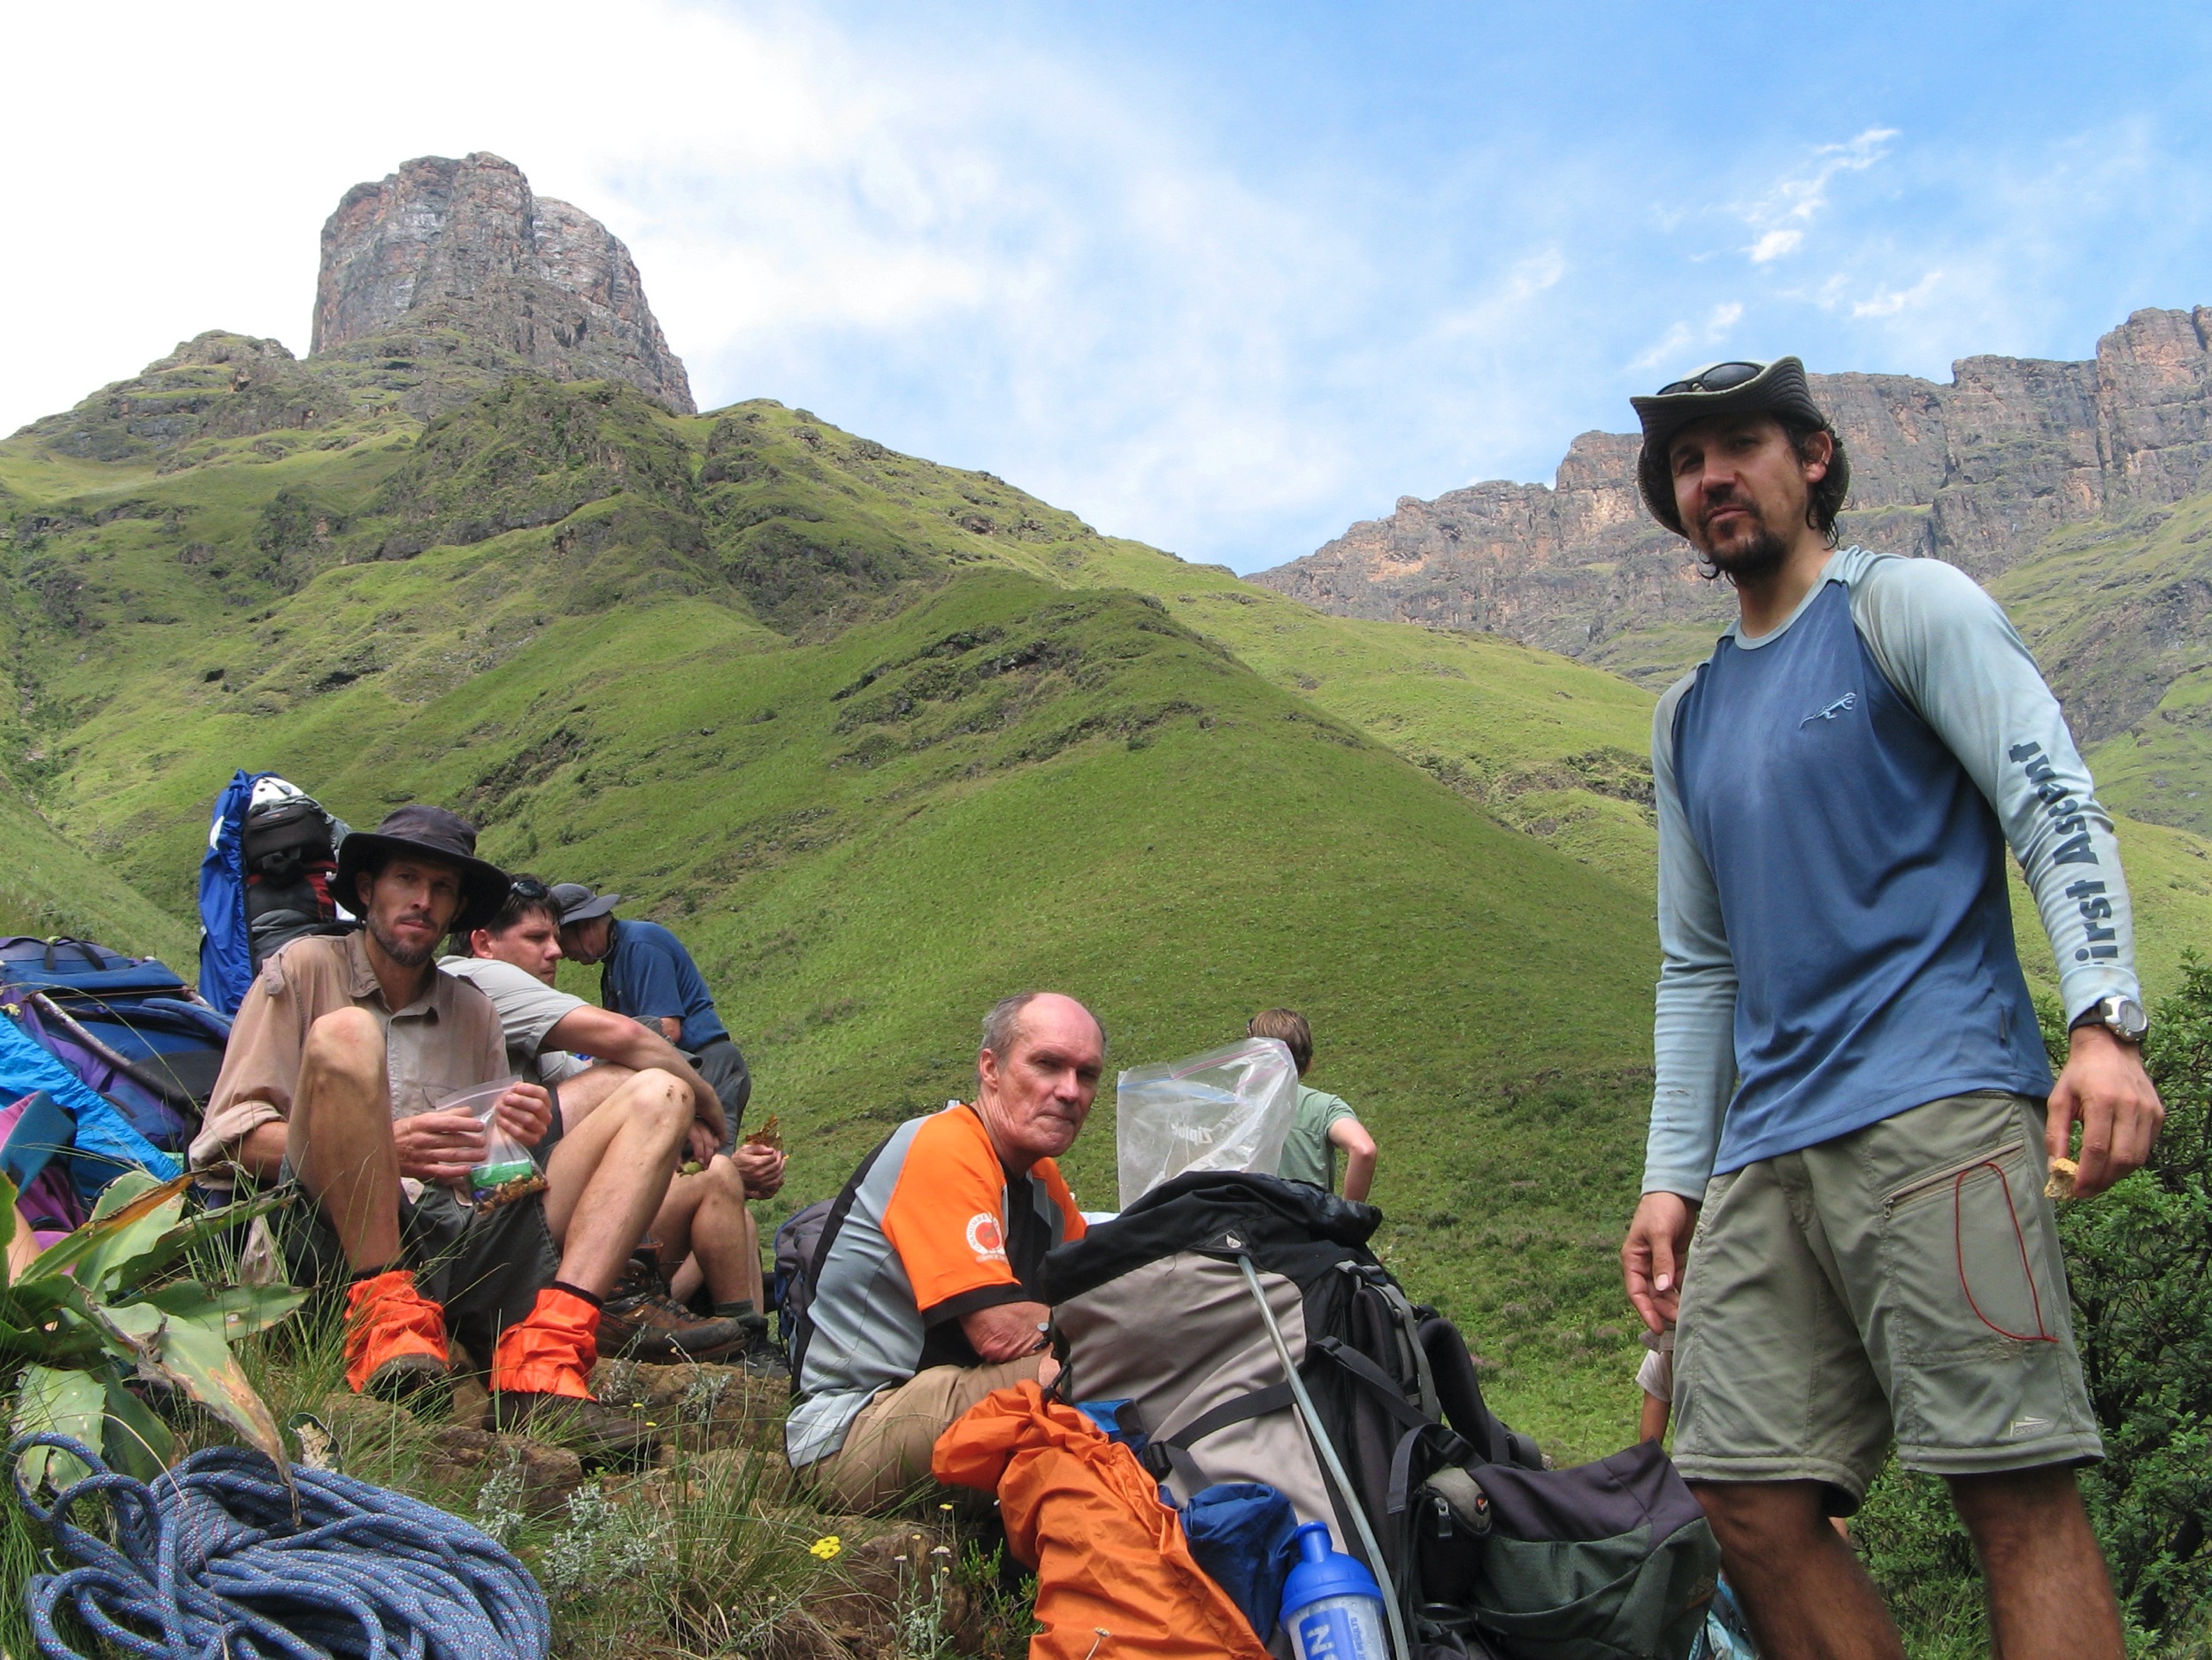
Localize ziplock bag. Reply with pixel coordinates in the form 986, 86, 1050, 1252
1116, 1037, 1299, 1209
435, 1079, 547, 1210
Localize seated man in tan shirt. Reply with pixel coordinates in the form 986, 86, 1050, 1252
193, 805, 714, 1464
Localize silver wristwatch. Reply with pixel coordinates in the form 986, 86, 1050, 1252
2075, 994, 2148, 1045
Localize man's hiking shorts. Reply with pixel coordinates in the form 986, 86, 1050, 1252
1671, 1089, 2101, 1510
278, 1173, 563, 1366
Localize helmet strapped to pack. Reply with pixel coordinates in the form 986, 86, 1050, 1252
241, 779, 350, 969
198, 771, 356, 1015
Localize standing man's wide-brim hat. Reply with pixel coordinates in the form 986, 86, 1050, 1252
1630, 357, 1847, 535
332, 804, 511, 934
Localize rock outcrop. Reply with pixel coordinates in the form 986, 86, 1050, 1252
1257, 307, 2212, 681
311, 152, 694, 414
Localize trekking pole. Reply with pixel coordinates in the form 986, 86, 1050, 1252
1237, 1254, 1413, 1660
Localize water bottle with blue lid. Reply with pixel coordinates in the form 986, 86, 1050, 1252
1279, 1520, 1389, 1660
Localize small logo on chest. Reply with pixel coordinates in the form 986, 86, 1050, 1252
1800, 692, 1858, 727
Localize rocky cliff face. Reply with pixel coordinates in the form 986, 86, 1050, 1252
311, 152, 694, 414
1257, 307, 2212, 682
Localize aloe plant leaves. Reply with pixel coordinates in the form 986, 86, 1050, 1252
0, 1176, 305, 1480
11, 1365, 104, 1487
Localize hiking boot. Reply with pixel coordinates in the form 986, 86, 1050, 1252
483, 1389, 658, 1471
735, 1313, 789, 1379
599, 1290, 752, 1362
485, 1283, 657, 1468
343, 1269, 451, 1402
607, 1246, 665, 1304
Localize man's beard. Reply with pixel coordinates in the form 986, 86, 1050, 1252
369, 915, 437, 968
1698, 513, 1789, 584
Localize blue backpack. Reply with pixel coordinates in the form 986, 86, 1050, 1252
0, 936, 230, 1154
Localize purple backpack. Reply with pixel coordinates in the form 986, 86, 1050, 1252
0, 937, 229, 1154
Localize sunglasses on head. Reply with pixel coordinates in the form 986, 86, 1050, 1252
1656, 361, 1765, 397
510, 877, 551, 901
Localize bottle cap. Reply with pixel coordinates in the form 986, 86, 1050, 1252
1279, 1520, 1382, 1617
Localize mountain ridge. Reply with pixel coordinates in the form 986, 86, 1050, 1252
1255, 304, 2212, 687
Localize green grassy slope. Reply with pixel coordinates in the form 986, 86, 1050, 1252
1985, 492, 2212, 839
1049, 544, 1662, 881
1, 369, 1671, 1453
0, 775, 196, 962
8, 358, 2205, 1456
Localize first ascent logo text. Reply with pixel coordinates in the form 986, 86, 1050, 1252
2008, 741, 2116, 963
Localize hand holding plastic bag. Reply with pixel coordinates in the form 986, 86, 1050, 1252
434, 1080, 548, 1211
1117, 1037, 1300, 1209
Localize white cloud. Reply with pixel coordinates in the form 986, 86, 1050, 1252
1629, 302, 1743, 373
1737, 127, 1897, 262
1747, 228, 1803, 264
1851, 271, 1944, 319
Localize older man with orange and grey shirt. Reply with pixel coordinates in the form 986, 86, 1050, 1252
194, 804, 708, 1465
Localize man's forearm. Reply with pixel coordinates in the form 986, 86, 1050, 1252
960, 1299, 1050, 1363
234, 1120, 289, 1183
1647, 966, 1734, 1194
1341, 1149, 1375, 1203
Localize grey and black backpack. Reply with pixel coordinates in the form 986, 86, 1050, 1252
1039, 1171, 1721, 1660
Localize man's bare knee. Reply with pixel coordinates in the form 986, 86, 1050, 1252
706, 1153, 744, 1197
630, 1069, 691, 1135
1691, 1480, 1834, 1558
303, 1007, 383, 1079
1949, 1465, 2086, 1564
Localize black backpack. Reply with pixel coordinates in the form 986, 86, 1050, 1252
772, 1197, 835, 1350
1039, 1172, 1719, 1660
241, 792, 350, 969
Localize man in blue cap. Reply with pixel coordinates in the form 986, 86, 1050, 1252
552, 884, 751, 1141
1618, 357, 2162, 1660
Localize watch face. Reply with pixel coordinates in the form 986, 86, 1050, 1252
2112, 997, 2148, 1039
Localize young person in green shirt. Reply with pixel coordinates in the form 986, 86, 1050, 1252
1248, 1009, 1376, 1201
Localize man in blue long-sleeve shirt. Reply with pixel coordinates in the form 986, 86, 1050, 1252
551, 885, 752, 1144
1617, 357, 2162, 1660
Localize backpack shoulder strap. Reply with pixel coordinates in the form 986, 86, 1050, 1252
787, 1129, 896, 1389
1311, 1336, 1432, 1435
1157, 1379, 1299, 1452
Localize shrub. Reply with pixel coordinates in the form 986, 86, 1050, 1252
2062, 961, 2212, 1641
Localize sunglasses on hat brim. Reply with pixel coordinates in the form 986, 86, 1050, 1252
1655, 361, 1766, 397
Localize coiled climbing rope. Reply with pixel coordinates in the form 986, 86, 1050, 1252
10, 1433, 551, 1660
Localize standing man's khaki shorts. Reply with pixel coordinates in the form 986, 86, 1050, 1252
803, 1354, 1043, 1514
1671, 1090, 2101, 1511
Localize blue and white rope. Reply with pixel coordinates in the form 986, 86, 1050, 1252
11, 1433, 550, 1660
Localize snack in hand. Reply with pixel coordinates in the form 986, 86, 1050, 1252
474, 1169, 549, 1213
743, 1112, 783, 1151
2045, 1156, 2079, 1202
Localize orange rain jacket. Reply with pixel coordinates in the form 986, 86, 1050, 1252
933, 1382, 1271, 1660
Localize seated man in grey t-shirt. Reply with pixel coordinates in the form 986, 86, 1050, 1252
442, 880, 787, 1371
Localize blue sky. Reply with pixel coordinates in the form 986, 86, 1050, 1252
7, 2, 2212, 571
